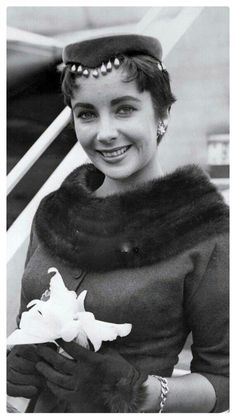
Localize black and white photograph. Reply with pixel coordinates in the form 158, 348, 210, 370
6, 4, 229, 413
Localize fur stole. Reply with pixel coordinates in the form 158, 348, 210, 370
35, 164, 229, 272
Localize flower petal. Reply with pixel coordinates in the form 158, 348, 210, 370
78, 314, 132, 352
48, 268, 82, 315
74, 330, 90, 349
7, 329, 56, 345
76, 290, 87, 312
96, 321, 132, 338
27, 299, 41, 309
60, 320, 81, 342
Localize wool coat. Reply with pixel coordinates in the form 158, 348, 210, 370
17, 164, 229, 413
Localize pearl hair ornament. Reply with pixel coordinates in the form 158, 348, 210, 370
114, 57, 121, 68
92, 69, 99, 78
68, 57, 121, 77
77, 65, 83, 74
101, 63, 107, 75
107, 60, 112, 71
82, 69, 89, 77
157, 61, 167, 71
66, 56, 167, 78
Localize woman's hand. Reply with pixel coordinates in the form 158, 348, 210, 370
7, 344, 46, 399
36, 339, 147, 412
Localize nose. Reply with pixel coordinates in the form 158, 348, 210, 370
96, 116, 118, 144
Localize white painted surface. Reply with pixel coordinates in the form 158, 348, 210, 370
7, 107, 71, 195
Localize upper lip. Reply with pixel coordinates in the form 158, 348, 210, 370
97, 145, 131, 152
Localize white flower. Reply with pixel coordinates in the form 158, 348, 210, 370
7, 268, 132, 351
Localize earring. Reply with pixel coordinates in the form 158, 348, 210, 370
157, 121, 166, 136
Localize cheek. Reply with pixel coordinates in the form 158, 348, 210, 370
74, 124, 92, 148
133, 113, 157, 136
132, 121, 157, 149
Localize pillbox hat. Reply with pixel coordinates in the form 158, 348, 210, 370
63, 34, 163, 69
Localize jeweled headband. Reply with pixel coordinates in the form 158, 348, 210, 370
62, 34, 166, 78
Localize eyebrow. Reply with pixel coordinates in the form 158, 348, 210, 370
111, 96, 142, 106
72, 96, 141, 111
72, 103, 94, 111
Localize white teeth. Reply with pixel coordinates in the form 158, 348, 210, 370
100, 146, 129, 158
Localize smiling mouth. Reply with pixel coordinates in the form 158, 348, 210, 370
97, 145, 131, 158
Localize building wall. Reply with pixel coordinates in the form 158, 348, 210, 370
159, 7, 229, 173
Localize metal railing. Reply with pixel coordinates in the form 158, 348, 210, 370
7, 107, 71, 195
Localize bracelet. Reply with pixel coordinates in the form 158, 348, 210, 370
152, 375, 169, 413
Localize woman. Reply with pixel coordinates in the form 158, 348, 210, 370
7, 34, 229, 413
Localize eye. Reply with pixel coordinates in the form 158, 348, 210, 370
76, 111, 97, 121
117, 105, 136, 116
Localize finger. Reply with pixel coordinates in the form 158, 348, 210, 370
7, 382, 38, 398
57, 339, 100, 362
8, 368, 44, 388
7, 345, 38, 362
37, 342, 58, 351
17, 345, 38, 361
16, 345, 39, 362
36, 361, 73, 389
46, 381, 72, 400
37, 346, 74, 374
9, 357, 37, 374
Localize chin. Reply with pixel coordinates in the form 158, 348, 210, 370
99, 163, 138, 180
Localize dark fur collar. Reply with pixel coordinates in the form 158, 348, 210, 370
35, 164, 229, 272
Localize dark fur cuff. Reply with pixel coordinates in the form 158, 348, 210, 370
102, 372, 148, 413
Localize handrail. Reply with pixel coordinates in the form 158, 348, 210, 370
7, 107, 71, 195
7, 143, 88, 264
7, 26, 64, 49
141, 7, 204, 56
7, 143, 88, 337
136, 7, 162, 31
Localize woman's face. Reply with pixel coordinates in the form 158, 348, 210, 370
71, 67, 160, 181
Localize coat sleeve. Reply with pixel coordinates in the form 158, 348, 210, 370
24, 218, 39, 268
184, 233, 229, 412
16, 219, 39, 326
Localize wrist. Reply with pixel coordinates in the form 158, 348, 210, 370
140, 375, 162, 412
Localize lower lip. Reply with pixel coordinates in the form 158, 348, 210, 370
98, 146, 131, 163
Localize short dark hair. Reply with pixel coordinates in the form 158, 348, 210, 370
121, 55, 176, 119
61, 54, 176, 141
